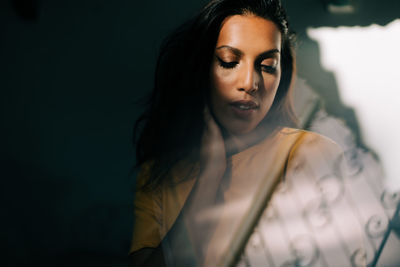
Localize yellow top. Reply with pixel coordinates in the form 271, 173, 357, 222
130, 128, 346, 255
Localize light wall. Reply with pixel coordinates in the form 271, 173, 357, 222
307, 19, 400, 191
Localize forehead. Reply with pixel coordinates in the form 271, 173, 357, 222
216, 15, 281, 52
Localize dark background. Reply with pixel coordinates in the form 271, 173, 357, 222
1, 0, 399, 266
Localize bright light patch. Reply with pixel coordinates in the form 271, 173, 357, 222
307, 19, 400, 191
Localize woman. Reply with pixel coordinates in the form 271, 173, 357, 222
131, 0, 356, 266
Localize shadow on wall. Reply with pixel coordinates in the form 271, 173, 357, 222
284, 0, 400, 150
296, 38, 363, 149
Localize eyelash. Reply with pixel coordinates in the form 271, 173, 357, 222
217, 57, 237, 69
260, 65, 277, 74
217, 57, 277, 74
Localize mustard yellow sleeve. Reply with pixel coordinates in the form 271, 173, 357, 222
130, 163, 163, 254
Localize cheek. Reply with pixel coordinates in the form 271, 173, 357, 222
210, 67, 235, 107
273, 71, 282, 90
258, 72, 281, 116
211, 67, 235, 95
261, 71, 281, 98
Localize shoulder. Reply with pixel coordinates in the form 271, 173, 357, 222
279, 127, 342, 154
279, 128, 345, 178
279, 127, 337, 143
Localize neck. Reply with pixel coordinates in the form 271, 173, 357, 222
223, 124, 277, 157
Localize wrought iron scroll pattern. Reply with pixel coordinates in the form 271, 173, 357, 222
240, 111, 400, 266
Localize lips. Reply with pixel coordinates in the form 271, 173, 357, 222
230, 100, 259, 110
230, 100, 259, 119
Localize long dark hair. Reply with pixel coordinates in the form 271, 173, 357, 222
134, 0, 297, 188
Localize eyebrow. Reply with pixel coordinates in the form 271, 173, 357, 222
216, 45, 280, 59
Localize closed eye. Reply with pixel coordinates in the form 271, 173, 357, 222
261, 64, 277, 74
217, 57, 238, 69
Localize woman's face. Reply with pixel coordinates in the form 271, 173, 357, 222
210, 15, 282, 137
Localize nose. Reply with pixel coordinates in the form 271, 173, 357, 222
238, 63, 260, 93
